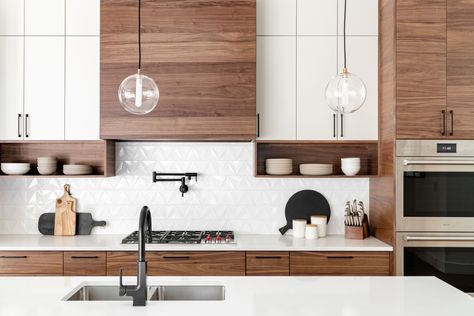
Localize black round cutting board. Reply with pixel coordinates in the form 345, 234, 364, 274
279, 190, 331, 235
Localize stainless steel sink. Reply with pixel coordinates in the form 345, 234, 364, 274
63, 285, 225, 301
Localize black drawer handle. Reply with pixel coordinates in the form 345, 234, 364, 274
162, 256, 191, 260
255, 256, 283, 260
71, 256, 100, 259
326, 256, 354, 259
0, 256, 28, 259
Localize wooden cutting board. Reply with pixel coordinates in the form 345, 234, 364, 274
54, 184, 77, 236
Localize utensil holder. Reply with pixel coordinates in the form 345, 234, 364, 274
345, 215, 370, 240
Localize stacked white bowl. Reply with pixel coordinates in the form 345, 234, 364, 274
37, 157, 57, 175
63, 164, 92, 175
299, 163, 333, 176
1, 163, 31, 175
341, 157, 361, 176
265, 158, 293, 175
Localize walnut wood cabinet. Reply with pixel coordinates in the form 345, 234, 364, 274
100, 0, 256, 140
246, 251, 289, 276
290, 251, 390, 276
396, 0, 474, 139
0, 252, 63, 275
64, 252, 106, 276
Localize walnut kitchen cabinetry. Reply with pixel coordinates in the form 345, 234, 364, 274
246, 252, 289, 276
64, 252, 106, 276
396, 0, 474, 139
290, 252, 390, 276
0, 252, 63, 275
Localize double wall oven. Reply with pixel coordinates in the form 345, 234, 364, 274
396, 140, 474, 294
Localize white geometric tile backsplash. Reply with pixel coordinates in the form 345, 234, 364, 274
0, 142, 369, 235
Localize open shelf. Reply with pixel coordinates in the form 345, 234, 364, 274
0, 140, 115, 178
255, 140, 379, 178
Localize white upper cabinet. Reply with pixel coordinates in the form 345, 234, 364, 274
338, 0, 378, 36
297, 37, 338, 140
257, 36, 297, 140
65, 37, 100, 140
24, 37, 65, 140
338, 36, 378, 140
0, 37, 23, 141
0, 0, 24, 35
257, 0, 296, 35
297, 0, 337, 35
66, 0, 100, 36
25, 0, 65, 36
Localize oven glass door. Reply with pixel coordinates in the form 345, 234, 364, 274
404, 247, 474, 292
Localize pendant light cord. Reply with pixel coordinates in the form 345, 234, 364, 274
343, 0, 347, 69
138, 0, 141, 70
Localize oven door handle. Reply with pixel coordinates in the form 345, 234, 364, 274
403, 159, 474, 166
405, 236, 474, 241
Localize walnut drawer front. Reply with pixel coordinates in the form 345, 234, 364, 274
290, 252, 390, 276
150, 251, 246, 276
0, 251, 63, 275
246, 252, 289, 276
64, 252, 106, 276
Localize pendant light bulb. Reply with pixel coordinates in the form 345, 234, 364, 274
118, 0, 159, 115
325, 0, 366, 114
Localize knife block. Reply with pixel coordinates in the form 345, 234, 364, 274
345, 215, 370, 240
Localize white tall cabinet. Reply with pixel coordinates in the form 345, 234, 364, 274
0, 0, 100, 141
257, 0, 379, 141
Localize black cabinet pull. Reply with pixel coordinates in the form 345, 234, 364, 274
162, 256, 191, 260
333, 114, 336, 138
25, 114, 29, 138
71, 256, 99, 259
255, 256, 282, 260
257, 113, 260, 138
449, 110, 454, 136
0, 256, 28, 259
441, 110, 446, 136
326, 256, 354, 260
17, 114, 22, 138
340, 114, 344, 138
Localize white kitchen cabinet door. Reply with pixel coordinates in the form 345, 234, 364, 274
257, 0, 296, 35
257, 37, 296, 140
0, 37, 23, 140
338, 0, 378, 36
65, 37, 100, 140
25, 0, 65, 35
0, 0, 24, 35
337, 36, 378, 140
297, 0, 337, 35
297, 37, 338, 140
24, 37, 65, 140
66, 0, 100, 36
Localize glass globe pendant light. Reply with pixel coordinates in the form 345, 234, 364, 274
325, 0, 367, 114
118, 0, 159, 115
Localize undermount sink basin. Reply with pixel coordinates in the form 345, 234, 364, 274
63, 285, 225, 301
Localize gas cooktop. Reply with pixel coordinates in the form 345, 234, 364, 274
121, 230, 235, 244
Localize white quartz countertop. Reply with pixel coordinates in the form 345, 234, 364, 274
0, 234, 392, 251
0, 276, 471, 316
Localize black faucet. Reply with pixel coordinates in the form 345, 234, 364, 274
119, 206, 152, 306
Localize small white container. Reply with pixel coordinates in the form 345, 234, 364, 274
311, 215, 328, 237
341, 157, 361, 176
305, 224, 318, 239
292, 219, 307, 238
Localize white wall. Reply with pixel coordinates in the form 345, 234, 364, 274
0, 142, 369, 235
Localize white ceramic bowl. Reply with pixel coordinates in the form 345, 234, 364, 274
341, 164, 361, 176
1, 163, 31, 175
37, 166, 57, 175
37, 157, 57, 162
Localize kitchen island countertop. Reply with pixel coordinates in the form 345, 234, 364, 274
0, 234, 392, 251
0, 276, 471, 316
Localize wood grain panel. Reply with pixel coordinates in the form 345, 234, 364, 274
0, 252, 63, 275
100, 0, 256, 140
290, 252, 390, 276
64, 252, 106, 276
447, 0, 474, 138
246, 252, 289, 276
256, 141, 379, 176
107, 251, 140, 276
396, 0, 447, 139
